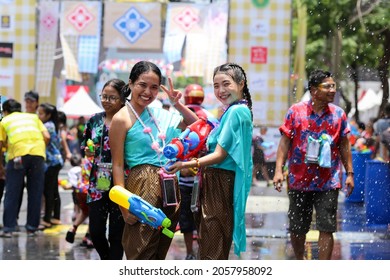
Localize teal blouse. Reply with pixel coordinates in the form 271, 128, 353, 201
124, 107, 182, 168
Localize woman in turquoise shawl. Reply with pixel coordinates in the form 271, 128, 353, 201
167, 63, 253, 259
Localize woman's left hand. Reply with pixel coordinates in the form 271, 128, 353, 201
160, 77, 182, 105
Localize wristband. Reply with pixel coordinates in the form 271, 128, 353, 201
194, 158, 200, 169
347, 171, 354, 176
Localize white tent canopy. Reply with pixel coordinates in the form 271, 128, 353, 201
357, 88, 382, 111
59, 87, 102, 118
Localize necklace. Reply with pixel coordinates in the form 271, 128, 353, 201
219, 99, 248, 120
126, 101, 166, 153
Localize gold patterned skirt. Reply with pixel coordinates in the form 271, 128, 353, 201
196, 167, 235, 260
122, 164, 180, 260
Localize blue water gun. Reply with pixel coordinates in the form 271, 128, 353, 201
109, 186, 174, 238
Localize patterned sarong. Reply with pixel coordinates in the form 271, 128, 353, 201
122, 164, 180, 260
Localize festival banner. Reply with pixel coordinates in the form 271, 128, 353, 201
0, 0, 36, 100
164, 1, 228, 80
60, 34, 82, 82
165, 3, 206, 35
0, 0, 14, 33
201, 1, 228, 85
77, 2, 102, 74
103, 2, 161, 50
183, 33, 206, 77
60, 1, 100, 36
35, 1, 60, 97
163, 3, 204, 65
229, 0, 291, 126
78, 35, 101, 74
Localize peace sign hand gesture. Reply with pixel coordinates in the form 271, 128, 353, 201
160, 77, 182, 106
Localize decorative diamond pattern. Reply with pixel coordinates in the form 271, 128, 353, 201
174, 8, 199, 32
67, 4, 94, 32
114, 7, 151, 44
41, 13, 56, 31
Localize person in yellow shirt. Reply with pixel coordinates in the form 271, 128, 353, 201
0, 99, 50, 238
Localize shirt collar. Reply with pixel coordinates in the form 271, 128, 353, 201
307, 99, 331, 116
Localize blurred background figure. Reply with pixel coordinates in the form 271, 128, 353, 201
24, 90, 39, 114
176, 83, 209, 260
37, 103, 64, 229
65, 153, 93, 248
67, 125, 81, 156
57, 111, 73, 163
373, 103, 390, 162
76, 116, 86, 148
252, 126, 273, 187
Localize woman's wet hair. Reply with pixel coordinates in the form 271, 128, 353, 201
213, 62, 253, 120
125, 61, 162, 99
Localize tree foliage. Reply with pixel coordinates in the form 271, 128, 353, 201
292, 0, 389, 118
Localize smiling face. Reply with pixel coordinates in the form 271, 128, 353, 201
129, 71, 160, 109
213, 73, 244, 106
311, 77, 337, 105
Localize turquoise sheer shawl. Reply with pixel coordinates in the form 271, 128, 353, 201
207, 104, 253, 256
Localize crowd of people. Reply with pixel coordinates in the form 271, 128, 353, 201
0, 63, 389, 261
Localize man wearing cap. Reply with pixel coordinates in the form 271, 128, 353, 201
16, 90, 40, 224
24, 90, 39, 114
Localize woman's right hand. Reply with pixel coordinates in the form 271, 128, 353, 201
160, 77, 182, 105
120, 207, 138, 225
84, 147, 94, 158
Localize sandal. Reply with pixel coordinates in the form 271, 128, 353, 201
85, 238, 94, 249
50, 218, 62, 225
38, 221, 52, 230
80, 236, 94, 249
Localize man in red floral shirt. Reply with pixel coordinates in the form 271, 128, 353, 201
273, 69, 354, 260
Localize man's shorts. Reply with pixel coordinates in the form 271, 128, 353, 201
287, 189, 339, 235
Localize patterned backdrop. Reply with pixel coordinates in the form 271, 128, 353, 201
0, 0, 36, 102
229, 0, 292, 126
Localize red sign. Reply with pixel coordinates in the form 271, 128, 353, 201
251, 46, 267, 64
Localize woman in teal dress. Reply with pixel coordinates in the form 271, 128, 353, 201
109, 61, 198, 259
166, 63, 254, 259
